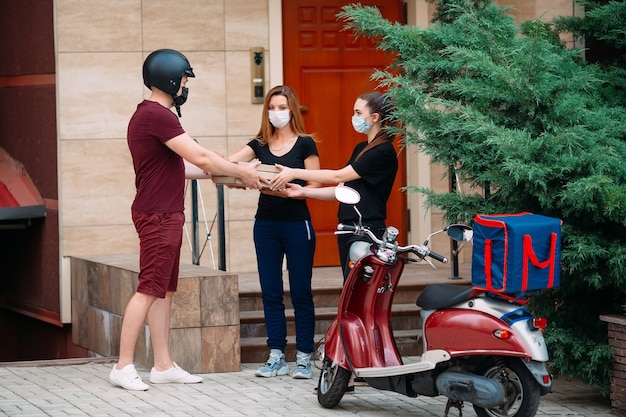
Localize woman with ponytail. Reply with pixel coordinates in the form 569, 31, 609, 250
271, 91, 399, 281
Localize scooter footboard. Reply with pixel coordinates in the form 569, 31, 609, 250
366, 375, 420, 398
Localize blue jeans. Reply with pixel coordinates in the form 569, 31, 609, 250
254, 219, 316, 354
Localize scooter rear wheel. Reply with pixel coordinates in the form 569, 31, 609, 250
317, 356, 352, 409
473, 357, 541, 417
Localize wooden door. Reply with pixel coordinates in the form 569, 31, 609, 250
283, 0, 407, 266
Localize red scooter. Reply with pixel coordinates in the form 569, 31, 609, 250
316, 186, 552, 417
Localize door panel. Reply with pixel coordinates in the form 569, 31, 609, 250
283, 0, 407, 266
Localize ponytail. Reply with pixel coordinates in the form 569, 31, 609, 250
355, 91, 396, 161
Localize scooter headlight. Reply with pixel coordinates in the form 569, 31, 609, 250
349, 241, 372, 262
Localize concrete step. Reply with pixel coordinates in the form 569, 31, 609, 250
241, 329, 424, 364
238, 264, 470, 311
237, 263, 471, 363
240, 304, 422, 338
239, 287, 341, 312
239, 286, 428, 312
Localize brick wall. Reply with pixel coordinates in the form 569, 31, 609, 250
600, 314, 626, 415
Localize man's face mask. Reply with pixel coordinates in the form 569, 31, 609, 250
173, 87, 189, 117
351, 116, 372, 134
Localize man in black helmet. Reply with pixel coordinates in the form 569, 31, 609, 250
109, 49, 265, 391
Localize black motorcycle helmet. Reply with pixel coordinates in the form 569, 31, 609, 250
143, 49, 195, 116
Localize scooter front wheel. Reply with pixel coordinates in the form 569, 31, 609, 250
317, 356, 352, 408
473, 357, 541, 417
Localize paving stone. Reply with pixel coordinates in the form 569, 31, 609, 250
0, 360, 613, 417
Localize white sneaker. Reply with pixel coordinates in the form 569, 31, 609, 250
149, 362, 203, 384
109, 364, 149, 391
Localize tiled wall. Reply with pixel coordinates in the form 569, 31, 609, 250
56, 0, 269, 272
71, 253, 240, 373
55, 0, 575, 275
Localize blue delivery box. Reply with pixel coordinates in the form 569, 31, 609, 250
472, 213, 562, 295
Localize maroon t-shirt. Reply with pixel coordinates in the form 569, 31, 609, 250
127, 100, 186, 214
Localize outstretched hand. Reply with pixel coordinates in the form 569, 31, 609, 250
260, 188, 290, 198
269, 164, 296, 190
280, 183, 306, 198
240, 159, 269, 189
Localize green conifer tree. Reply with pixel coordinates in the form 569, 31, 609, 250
338, 0, 626, 392
552, 0, 626, 106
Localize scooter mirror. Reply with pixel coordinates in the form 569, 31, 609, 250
335, 185, 361, 205
447, 224, 473, 242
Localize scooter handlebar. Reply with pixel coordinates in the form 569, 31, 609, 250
336, 223, 357, 233
337, 223, 450, 265
428, 250, 448, 264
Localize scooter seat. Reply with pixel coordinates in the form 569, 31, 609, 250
416, 284, 475, 310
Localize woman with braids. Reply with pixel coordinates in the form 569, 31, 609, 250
271, 91, 399, 282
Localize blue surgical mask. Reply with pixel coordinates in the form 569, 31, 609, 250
269, 110, 291, 129
351, 116, 371, 134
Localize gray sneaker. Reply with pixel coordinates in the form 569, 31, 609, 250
255, 349, 289, 377
292, 351, 312, 379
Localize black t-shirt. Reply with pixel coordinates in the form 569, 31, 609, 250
337, 141, 398, 224
248, 135, 319, 221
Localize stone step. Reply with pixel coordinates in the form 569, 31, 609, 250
238, 282, 435, 314
237, 263, 472, 363
239, 288, 342, 312
240, 304, 422, 338
239, 286, 429, 312
241, 329, 424, 364
238, 264, 470, 311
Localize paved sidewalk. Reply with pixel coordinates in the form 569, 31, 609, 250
0, 358, 614, 417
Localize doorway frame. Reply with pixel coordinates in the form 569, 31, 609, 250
267, 0, 432, 246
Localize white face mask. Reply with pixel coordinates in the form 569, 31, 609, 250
269, 110, 291, 129
351, 116, 372, 134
